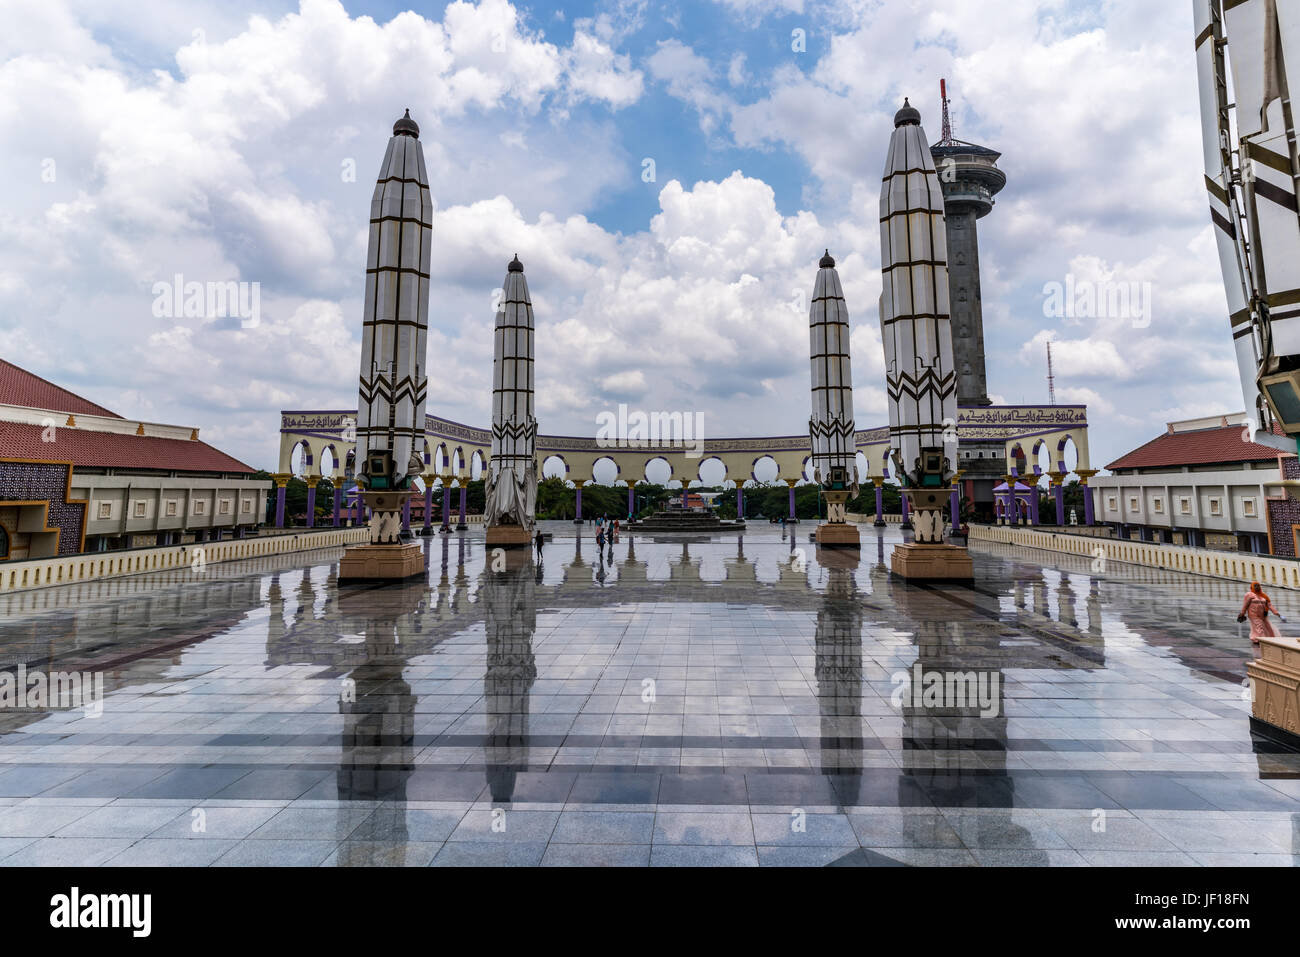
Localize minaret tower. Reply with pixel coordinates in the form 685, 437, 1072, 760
340, 109, 432, 582
484, 254, 539, 548
879, 98, 972, 582
929, 80, 1005, 409
807, 249, 859, 548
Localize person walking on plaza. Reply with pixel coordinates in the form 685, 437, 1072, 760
1239, 581, 1286, 644
535, 529, 544, 561
596, 527, 605, 550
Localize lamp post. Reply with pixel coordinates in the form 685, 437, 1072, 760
440, 468, 452, 534
456, 464, 468, 530
573, 479, 586, 525
421, 471, 437, 536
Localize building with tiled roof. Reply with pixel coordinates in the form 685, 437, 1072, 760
0, 360, 271, 560
1089, 413, 1292, 554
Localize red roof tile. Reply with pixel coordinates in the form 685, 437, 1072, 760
0, 359, 121, 418
1106, 424, 1284, 471
0, 422, 256, 474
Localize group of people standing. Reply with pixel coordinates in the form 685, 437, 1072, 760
595, 515, 619, 549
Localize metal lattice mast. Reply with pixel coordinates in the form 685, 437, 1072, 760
1046, 340, 1056, 406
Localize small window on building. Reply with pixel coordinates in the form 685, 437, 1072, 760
1153, 499, 1164, 514
1244, 499, 1257, 517
1180, 497, 1191, 515
194, 500, 206, 515
1210, 497, 1222, 516
1107, 496, 1118, 511
241, 500, 252, 514
133, 501, 146, 518
166, 501, 177, 517
219, 500, 231, 515
97, 502, 112, 519
1129, 497, 1139, 512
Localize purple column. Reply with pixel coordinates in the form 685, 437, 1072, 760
787, 484, 796, 520
874, 485, 884, 524
441, 485, 451, 531
424, 484, 434, 534
900, 493, 910, 525
736, 486, 744, 519
275, 485, 286, 528
575, 485, 583, 522
1083, 484, 1095, 525
402, 497, 411, 533
457, 486, 467, 529
1054, 484, 1065, 525
332, 487, 342, 527
305, 483, 316, 528
1030, 491, 1040, 526
949, 486, 960, 528
627, 484, 635, 517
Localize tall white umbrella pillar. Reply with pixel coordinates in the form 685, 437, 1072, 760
878, 100, 971, 581
341, 109, 432, 582
808, 250, 860, 548
485, 254, 538, 549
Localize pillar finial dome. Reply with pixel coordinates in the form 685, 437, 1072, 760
819, 249, 836, 268
508, 253, 524, 273
393, 109, 420, 138
894, 98, 921, 127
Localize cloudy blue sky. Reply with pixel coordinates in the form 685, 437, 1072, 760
1, 0, 1235, 473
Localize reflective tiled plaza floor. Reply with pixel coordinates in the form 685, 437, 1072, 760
1, 523, 1298, 866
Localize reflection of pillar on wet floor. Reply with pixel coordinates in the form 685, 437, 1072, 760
1057, 574, 1077, 627
482, 561, 538, 804
1086, 579, 1102, 636
892, 577, 1040, 859
814, 551, 864, 781
335, 594, 419, 865
1031, 579, 1048, 618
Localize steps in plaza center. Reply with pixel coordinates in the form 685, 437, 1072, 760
627, 510, 746, 533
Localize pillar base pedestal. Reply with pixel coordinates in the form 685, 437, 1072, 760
339, 542, 425, 583
815, 523, 861, 548
873, 520, 887, 528
890, 542, 973, 583
485, 524, 533, 549
1247, 636, 1300, 751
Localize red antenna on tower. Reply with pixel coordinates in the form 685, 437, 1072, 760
939, 78, 954, 146
1046, 340, 1057, 406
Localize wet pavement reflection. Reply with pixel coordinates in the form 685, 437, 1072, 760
0, 523, 1298, 867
